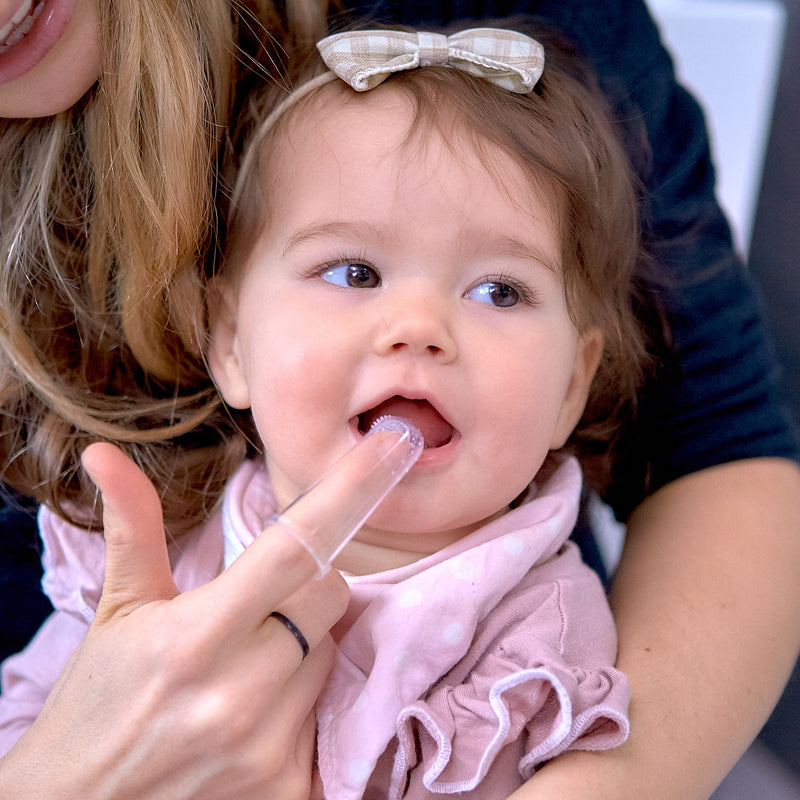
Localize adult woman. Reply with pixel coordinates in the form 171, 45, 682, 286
1, 1, 798, 799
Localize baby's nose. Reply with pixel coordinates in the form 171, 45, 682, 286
373, 291, 458, 361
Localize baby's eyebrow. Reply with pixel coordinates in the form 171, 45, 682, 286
281, 220, 385, 257
486, 233, 560, 275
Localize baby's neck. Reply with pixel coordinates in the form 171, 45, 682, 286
332, 508, 509, 575
332, 537, 424, 575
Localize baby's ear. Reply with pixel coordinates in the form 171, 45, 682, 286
550, 326, 604, 450
206, 278, 252, 410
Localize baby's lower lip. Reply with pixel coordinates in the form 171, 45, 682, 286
412, 431, 460, 466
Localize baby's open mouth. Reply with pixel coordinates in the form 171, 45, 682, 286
358, 396, 454, 449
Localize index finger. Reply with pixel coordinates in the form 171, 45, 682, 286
213, 416, 422, 624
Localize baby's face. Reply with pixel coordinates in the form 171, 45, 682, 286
210, 86, 601, 573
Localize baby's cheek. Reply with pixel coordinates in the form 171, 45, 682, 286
247, 327, 353, 447
275, 337, 347, 406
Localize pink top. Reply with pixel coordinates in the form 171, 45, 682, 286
0, 457, 629, 799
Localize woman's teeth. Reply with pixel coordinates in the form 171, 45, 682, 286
0, 1, 42, 51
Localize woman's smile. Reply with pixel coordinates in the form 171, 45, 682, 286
0, 0, 76, 85
0, 0, 98, 117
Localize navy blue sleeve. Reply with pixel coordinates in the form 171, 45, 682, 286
0, 494, 53, 663
347, 0, 800, 518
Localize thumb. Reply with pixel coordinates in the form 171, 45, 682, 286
81, 442, 179, 621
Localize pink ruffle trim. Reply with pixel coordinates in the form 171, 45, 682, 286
389, 651, 629, 797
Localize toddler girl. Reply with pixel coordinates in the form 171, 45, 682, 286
0, 21, 649, 799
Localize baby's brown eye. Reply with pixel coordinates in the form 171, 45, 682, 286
466, 281, 520, 307
322, 262, 381, 288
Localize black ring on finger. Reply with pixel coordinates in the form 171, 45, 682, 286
269, 611, 310, 660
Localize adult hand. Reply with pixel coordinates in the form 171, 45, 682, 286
0, 428, 416, 800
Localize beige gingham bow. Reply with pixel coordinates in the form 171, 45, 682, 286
317, 28, 545, 94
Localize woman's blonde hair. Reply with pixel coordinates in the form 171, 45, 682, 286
0, 0, 328, 534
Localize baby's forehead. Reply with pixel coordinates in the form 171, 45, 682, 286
274, 80, 414, 151
266, 79, 563, 218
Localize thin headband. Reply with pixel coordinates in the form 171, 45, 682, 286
230, 27, 545, 208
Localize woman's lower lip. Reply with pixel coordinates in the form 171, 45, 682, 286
0, 0, 76, 86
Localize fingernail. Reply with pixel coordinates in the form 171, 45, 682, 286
270, 417, 423, 576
